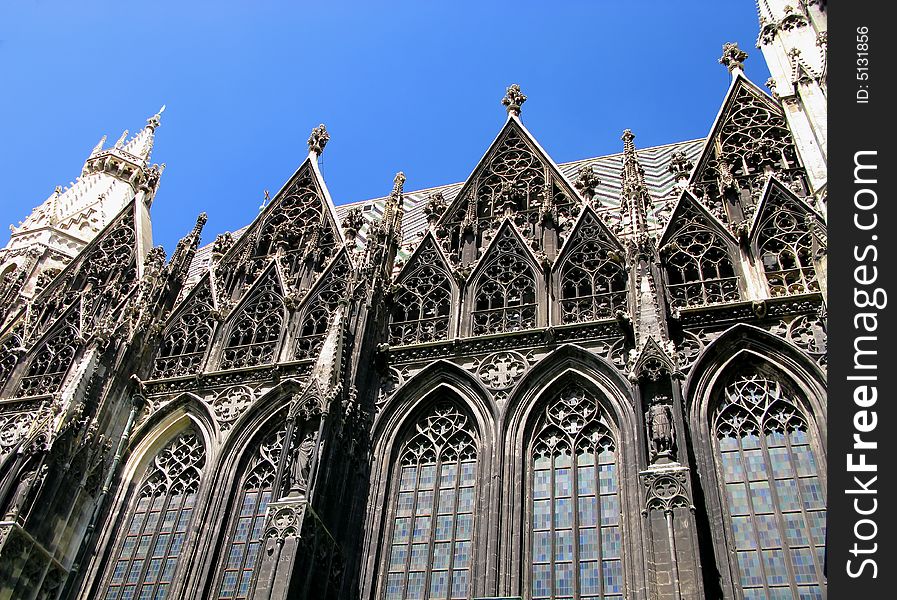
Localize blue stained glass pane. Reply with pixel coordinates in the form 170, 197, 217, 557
791, 547, 819, 584
742, 588, 766, 600
598, 447, 615, 465
720, 451, 744, 483
555, 529, 574, 561
385, 573, 403, 600
432, 542, 451, 569
240, 492, 257, 516
554, 497, 573, 528
532, 564, 551, 598
602, 526, 622, 559
533, 530, 551, 563
577, 466, 597, 496
219, 572, 237, 594
439, 463, 457, 489
435, 515, 453, 540
719, 434, 739, 452
409, 543, 427, 569
412, 516, 431, 542
737, 550, 764, 587
453, 540, 471, 569
555, 451, 572, 469
768, 446, 794, 478
450, 569, 468, 599
534, 470, 551, 499
731, 515, 757, 549
418, 465, 436, 490
601, 494, 620, 525
455, 514, 473, 540
807, 510, 826, 545
790, 428, 809, 445
534, 454, 551, 470
766, 429, 787, 447
437, 489, 455, 515
578, 496, 597, 526
396, 492, 414, 517
555, 562, 574, 596
578, 527, 598, 561
579, 560, 601, 595
800, 479, 825, 510
227, 545, 243, 568
400, 466, 417, 491
741, 432, 761, 450
767, 587, 793, 600
755, 513, 782, 549
457, 487, 475, 512
555, 468, 572, 497
784, 512, 809, 546
429, 570, 449, 599
762, 549, 789, 585
602, 559, 623, 594
393, 518, 410, 544
774, 479, 801, 512
406, 571, 425, 600
815, 546, 826, 576
534, 499, 551, 529
742, 449, 768, 481
577, 451, 595, 466
112, 561, 128, 584
460, 462, 476, 486
749, 481, 774, 514
798, 585, 824, 600
793, 444, 818, 477
599, 464, 617, 494
416, 490, 434, 514
726, 483, 750, 515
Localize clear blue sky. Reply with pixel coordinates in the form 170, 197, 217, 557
0, 1, 769, 253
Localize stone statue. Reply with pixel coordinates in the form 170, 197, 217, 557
289, 428, 317, 495
3, 463, 47, 520
645, 396, 675, 462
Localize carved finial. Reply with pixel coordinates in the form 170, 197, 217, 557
146, 105, 165, 130
91, 135, 107, 155
574, 165, 602, 204
668, 151, 694, 186
501, 84, 527, 116
622, 129, 636, 153
719, 42, 748, 74
307, 124, 330, 156
425, 191, 447, 225
114, 130, 129, 148
391, 172, 406, 197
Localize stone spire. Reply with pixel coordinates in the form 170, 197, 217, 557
121, 106, 165, 163
719, 42, 748, 76
620, 129, 651, 236
501, 84, 527, 117
307, 124, 330, 157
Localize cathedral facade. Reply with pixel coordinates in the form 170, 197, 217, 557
0, 3, 827, 599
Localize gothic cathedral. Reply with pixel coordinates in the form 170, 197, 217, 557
0, 3, 827, 599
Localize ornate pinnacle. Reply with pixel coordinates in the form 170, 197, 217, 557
501, 84, 527, 116
146, 105, 165, 130
573, 165, 602, 203
667, 151, 694, 184
307, 124, 330, 156
719, 42, 748, 73
391, 171, 406, 197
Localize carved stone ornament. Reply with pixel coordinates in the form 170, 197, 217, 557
501, 83, 527, 116
718, 42, 748, 72
307, 124, 330, 155
475, 350, 528, 391
211, 384, 256, 428
264, 498, 307, 544
645, 395, 676, 463
641, 465, 693, 515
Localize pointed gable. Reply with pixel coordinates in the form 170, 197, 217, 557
689, 75, 804, 220
440, 117, 583, 255
555, 205, 627, 324
14, 303, 81, 398
389, 233, 455, 345
219, 263, 286, 370
151, 275, 217, 379
292, 249, 352, 360
216, 158, 343, 295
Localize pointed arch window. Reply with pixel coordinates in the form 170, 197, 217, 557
381, 404, 478, 600
152, 284, 215, 379
103, 428, 205, 600
221, 287, 284, 370
294, 256, 349, 360
712, 374, 826, 599
664, 226, 740, 309
390, 242, 452, 345
529, 383, 623, 600
559, 216, 627, 324
14, 314, 79, 398
472, 228, 537, 335
0, 330, 22, 387
756, 208, 819, 297
215, 424, 286, 599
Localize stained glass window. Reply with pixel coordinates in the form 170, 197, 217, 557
215, 425, 285, 599
382, 404, 477, 600
530, 384, 623, 600
714, 374, 826, 598
103, 429, 205, 600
